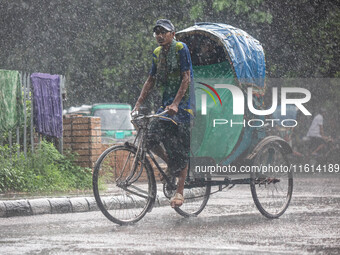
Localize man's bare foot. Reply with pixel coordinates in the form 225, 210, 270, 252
170, 193, 184, 208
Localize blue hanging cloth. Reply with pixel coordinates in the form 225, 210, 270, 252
31, 73, 62, 138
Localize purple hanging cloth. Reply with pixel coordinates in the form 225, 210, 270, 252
31, 73, 62, 138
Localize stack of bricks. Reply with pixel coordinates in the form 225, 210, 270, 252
63, 115, 102, 169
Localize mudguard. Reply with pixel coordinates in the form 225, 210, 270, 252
246, 136, 292, 161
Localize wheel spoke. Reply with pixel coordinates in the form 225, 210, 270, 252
121, 185, 152, 199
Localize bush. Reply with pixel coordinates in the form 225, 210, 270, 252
0, 144, 26, 191
0, 140, 92, 193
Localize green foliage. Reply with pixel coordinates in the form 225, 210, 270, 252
0, 0, 338, 107
101, 29, 155, 105
0, 140, 92, 193
190, 2, 206, 20
211, 0, 272, 23
310, 8, 340, 77
0, 144, 25, 192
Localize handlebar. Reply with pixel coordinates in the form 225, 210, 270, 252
150, 110, 169, 118
131, 109, 168, 118
132, 110, 178, 125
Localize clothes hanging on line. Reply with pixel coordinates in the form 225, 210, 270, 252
31, 73, 62, 138
0, 70, 24, 131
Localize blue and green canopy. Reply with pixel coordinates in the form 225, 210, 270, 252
177, 23, 266, 164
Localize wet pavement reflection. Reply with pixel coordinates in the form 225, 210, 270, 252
0, 176, 339, 254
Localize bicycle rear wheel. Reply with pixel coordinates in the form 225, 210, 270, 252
174, 178, 211, 217
93, 145, 156, 225
250, 141, 293, 218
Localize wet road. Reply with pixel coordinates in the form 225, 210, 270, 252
0, 176, 339, 254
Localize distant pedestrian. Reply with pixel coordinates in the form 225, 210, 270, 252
306, 108, 331, 155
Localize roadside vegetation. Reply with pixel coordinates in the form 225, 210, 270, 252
1, 1, 338, 107
0, 140, 92, 193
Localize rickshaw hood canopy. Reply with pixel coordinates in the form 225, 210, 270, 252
177, 22, 266, 88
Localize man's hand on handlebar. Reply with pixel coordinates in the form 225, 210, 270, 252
165, 103, 178, 116
131, 104, 140, 117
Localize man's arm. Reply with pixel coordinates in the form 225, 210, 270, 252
320, 125, 324, 137
132, 75, 155, 113
318, 115, 329, 140
166, 70, 190, 115
320, 125, 330, 141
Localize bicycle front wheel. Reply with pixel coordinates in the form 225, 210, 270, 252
250, 141, 293, 218
93, 145, 156, 225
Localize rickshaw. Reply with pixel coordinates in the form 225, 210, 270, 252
93, 23, 293, 225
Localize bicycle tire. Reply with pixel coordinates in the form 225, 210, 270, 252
250, 141, 293, 218
93, 145, 156, 225
174, 178, 211, 217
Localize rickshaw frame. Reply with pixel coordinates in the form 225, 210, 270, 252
93, 110, 293, 225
